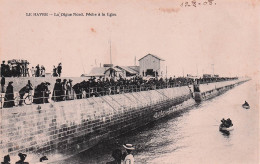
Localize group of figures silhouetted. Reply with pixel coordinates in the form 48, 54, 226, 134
1, 153, 48, 164
0, 60, 62, 77
220, 118, 233, 128
52, 63, 62, 77
1, 144, 134, 164
52, 78, 73, 101
1, 61, 29, 77
31, 65, 45, 77
71, 76, 238, 98
1, 75, 238, 108
1, 79, 34, 108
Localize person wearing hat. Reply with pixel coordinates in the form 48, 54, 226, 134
33, 82, 44, 104
15, 153, 28, 164
3, 81, 15, 108
18, 85, 30, 106
123, 144, 135, 164
18, 80, 33, 105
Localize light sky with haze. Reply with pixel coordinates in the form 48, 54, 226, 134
0, 0, 259, 78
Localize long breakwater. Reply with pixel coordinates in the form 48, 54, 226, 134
0, 77, 249, 163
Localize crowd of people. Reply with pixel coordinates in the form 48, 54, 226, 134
31, 65, 46, 77
1, 153, 48, 164
0, 60, 63, 78
0, 143, 134, 164
0, 74, 238, 108
1, 61, 29, 77
52, 78, 73, 101
69, 76, 238, 98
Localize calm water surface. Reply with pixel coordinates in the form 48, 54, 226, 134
52, 80, 259, 164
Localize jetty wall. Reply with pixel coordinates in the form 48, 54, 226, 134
195, 78, 249, 101
0, 78, 249, 162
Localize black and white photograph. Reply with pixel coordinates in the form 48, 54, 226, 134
0, 0, 259, 163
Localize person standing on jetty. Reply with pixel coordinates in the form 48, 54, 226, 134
1, 61, 6, 77
1, 75, 5, 93
52, 66, 58, 77
52, 79, 62, 101
3, 81, 15, 108
30, 67, 35, 77
33, 82, 50, 104
35, 64, 40, 77
19, 85, 30, 105
57, 63, 62, 77
122, 144, 135, 164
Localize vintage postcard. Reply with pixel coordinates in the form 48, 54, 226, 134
0, 0, 259, 163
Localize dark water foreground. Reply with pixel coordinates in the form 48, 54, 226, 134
51, 80, 259, 164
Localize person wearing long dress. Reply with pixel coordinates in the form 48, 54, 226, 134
3, 81, 15, 108
52, 79, 62, 101
35, 64, 40, 77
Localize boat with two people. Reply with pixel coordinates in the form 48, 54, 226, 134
219, 118, 233, 135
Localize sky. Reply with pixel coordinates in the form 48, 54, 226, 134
0, 0, 259, 78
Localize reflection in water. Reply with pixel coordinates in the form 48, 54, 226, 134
52, 80, 258, 164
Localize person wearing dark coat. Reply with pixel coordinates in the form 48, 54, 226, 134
1, 76, 5, 93
42, 82, 51, 103
33, 83, 43, 104
16, 63, 21, 77
1, 155, 10, 164
52, 66, 58, 77
1, 61, 6, 77
5, 64, 11, 77
15, 153, 29, 164
72, 83, 82, 99
35, 64, 40, 77
57, 63, 62, 77
18, 80, 33, 105
19, 85, 29, 105
33, 82, 50, 104
52, 79, 62, 101
3, 82, 15, 108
